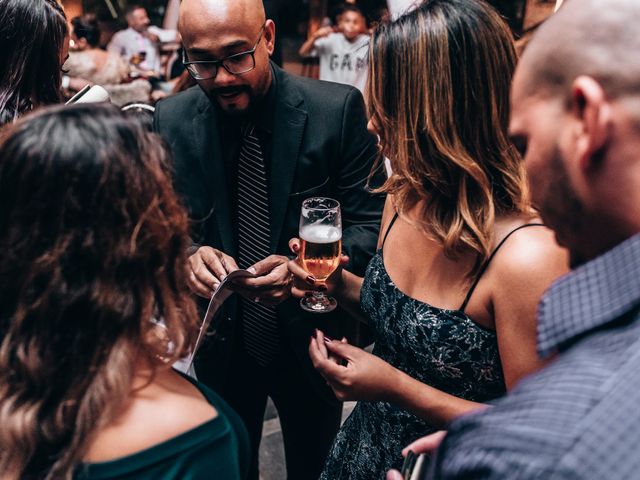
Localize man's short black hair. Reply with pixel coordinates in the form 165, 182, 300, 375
330, 3, 366, 25
341, 4, 365, 17
125, 4, 145, 16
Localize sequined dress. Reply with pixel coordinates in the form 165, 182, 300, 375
320, 216, 539, 479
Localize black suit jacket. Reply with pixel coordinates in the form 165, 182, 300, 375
154, 64, 385, 404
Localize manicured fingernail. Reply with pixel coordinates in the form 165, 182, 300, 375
248, 267, 257, 274
306, 275, 316, 285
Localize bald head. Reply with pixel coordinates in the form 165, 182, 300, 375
519, 0, 640, 101
177, 0, 275, 115
509, 0, 640, 262
179, 0, 265, 42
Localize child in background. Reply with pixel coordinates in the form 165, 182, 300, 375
299, 4, 370, 94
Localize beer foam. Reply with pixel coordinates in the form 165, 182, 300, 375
300, 225, 342, 243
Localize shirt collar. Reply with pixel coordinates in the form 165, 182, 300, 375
538, 233, 640, 358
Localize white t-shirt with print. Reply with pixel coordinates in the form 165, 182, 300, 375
313, 32, 370, 94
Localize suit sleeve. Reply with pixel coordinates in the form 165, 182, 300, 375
153, 99, 203, 253
426, 413, 556, 479
334, 88, 386, 277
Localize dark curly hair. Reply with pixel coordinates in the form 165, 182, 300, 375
0, 103, 199, 478
71, 14, 101, 48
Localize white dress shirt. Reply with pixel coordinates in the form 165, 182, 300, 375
107, 26, 176, 74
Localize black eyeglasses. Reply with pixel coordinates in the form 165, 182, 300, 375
182, 24, 265, 80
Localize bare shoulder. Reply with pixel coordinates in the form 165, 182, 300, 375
84, 369, 218, 463
490, 221, 569, 286
145, 369, 219, 432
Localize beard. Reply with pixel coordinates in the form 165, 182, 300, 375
206, 65, 271, 117
210, 85, 254, 115
536, 146, 587, 268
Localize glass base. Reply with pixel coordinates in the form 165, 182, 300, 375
300, 292, 337, 313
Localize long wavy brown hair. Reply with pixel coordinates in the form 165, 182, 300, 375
0, 104, 199, 479
368, 0, 530, 274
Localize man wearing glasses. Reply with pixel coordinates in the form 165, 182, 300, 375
154, 0, 385, 478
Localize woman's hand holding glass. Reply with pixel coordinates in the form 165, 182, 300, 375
288, 238, 349, 299
294, 197, 343, 313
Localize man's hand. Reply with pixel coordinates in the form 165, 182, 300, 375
144, 31, 160, 44
232, 255, 293, 306
313, 26, 336, 39
386, 431, 447, 479
401, 431, 447, 457
187, 246, 239, 298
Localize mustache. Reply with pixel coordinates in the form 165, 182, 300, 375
213, 86, 250, 96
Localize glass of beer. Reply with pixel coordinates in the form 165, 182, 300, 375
298, 197, 342, 313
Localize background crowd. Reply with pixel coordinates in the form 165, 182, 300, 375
1, 0, 640, 479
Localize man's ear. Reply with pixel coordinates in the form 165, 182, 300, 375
570, 76, 612, 170
264, 19, 276, 56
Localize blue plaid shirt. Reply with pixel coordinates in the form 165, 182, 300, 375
428, 233, 640, 479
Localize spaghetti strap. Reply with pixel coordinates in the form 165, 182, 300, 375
459, 223, 545, 313
381, 212, 400, 249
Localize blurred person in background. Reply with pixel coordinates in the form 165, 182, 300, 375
108, 5, 177, 76
288, 1, 568, 478
299, 4, 370, 93
0, 0, 68, 126
65, 14, 152, 106
0, 103, 249, 479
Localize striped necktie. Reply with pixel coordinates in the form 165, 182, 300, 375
236, 123, 279, 366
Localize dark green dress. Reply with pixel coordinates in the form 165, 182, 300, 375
75, 373, 250, 480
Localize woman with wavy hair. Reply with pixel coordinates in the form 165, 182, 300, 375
0, 0, 69, 126
0, 104, 249, 479
288, 0, 568, 478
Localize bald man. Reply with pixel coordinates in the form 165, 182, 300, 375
400, 0, 640, 478
154, 0, 384, 478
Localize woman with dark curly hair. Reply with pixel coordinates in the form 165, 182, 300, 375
0, 0, 69, 126
0, 104, 249, 479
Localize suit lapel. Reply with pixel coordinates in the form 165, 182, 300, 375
193, 95, 236, 257
270, 67, 307, 251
